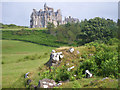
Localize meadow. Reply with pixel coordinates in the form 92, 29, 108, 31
2, 39, 119, 88
2, 40, 55, 88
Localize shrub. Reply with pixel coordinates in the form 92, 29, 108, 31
55, 66, 70, 82
1, 61, 5, 64
100, 58, 118, 78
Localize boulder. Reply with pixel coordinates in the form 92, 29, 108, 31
45, 50, 64, 67
85, 70, 92, 78
74, 75, 76, 77
68, 66, 75, 71
57, 83, 62, 86
101, 77, 109, 81
69, 48, 74, 53
25, 72, 30, 78
52, 50, 56, 53
59, 55, 64, 59
66, 63, 69, 66
37, 79, 57, 88
77, 50, 80, 54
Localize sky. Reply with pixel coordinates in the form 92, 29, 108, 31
1, 1, 118, 26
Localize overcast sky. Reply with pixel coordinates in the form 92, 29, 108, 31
1, 2, 118, 26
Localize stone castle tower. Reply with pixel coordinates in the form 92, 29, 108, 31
30, 3, 62, 28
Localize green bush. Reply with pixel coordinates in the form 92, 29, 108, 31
1, 61, 5, 64
101, 58, 118, 78
78, 42, 118, 78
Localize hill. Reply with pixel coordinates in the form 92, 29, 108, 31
23, 41, 119, 88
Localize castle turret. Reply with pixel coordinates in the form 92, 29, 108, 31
44, 3, 47, 11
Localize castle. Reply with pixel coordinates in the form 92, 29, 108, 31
30, 3, 79, 28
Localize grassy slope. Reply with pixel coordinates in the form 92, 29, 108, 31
29, 45, 118, 88
2, 40, 118, 88
2, 30, 69, 47
2, 40, 55, 88
60, 77, 118, 88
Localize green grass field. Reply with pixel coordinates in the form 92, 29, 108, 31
2, 39, 118, 88
2, 40, 55, 88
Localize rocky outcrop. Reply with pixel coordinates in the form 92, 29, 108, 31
38, 79, 57, 88
45, 50, 64, 67
37, 78, 63, 88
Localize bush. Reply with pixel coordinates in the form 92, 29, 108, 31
78, 42, 118, 78
1, 61, 5, 64
55, 66, 70, 82
101, 58, 118, 78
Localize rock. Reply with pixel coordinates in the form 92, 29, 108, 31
69, 48, 74, 53
52, 50, 56, 53
66, 63, 69, 66
57, 52, 62, 55
49, 83, 54, 86
43, 85, 48, 88
59, 55, 64, 59
85, 70, 92, 78
57, 83, 62, 86
38, 80, 41, 87
68, 66, 75, 71
101, 77, 109, 81
45, 50, 64, 67
25, 72, 30, 78
77, 51, 80, 54
38, 79, 57, 88
74, 75, 76, 77
80, 57, 82, 59
42, 82, 47, 84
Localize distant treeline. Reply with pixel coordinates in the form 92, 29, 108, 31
47, 17, 119, 45
0, 23, 28, 28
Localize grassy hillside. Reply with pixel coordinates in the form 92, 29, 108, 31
2, 39, 119, 88
22, 42, 118, 88
2, 40, 55, 88
2, 30, 70, 47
